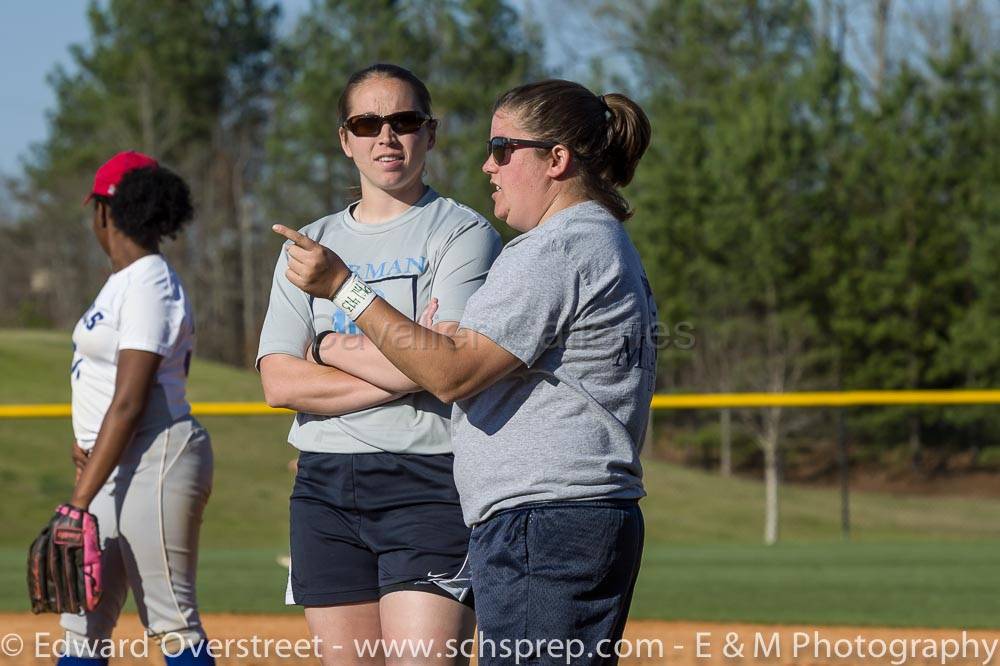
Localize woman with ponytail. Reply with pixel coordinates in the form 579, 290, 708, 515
273, 79, 656, 665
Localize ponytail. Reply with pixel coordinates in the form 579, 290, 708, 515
600, 93, 651, 190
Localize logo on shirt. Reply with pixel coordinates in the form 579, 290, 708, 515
613, 274, 658, 390
81, 306, 105, 331
348, 257, 427, 281
614, 329, 657, 369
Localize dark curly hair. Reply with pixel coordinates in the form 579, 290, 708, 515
92, 166, 193, 247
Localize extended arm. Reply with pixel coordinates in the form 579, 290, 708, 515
70, 349, 161, 509
315, 300, 458, 393
273, 224, 523, 403
354, 300, 520, 402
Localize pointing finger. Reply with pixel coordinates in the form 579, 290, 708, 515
273, 224, 317, 249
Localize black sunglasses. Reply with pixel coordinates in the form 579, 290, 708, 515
487, 136, 558, 166
342, 111, 435, 137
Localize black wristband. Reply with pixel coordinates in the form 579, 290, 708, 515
312, 330, 335, 367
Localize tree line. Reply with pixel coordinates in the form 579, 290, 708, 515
2, 1, 997, 498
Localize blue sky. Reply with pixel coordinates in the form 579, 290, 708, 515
0, 0, 310, 176
0, 3, 90, 174
0, 1, 915, 179
0, 0, 813, 178
0, 0, 592, 179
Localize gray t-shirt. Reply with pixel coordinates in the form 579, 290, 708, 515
257, 187, 501, 454
453, 201, 657, 525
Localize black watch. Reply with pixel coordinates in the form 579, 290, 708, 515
312, 330, 335, 367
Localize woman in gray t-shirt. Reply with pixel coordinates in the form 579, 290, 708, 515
275, 79, 654, 665
258, 64, 500, 665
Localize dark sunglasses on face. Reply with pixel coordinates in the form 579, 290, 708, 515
487, 136, 558, 166
342, 111, 434, 137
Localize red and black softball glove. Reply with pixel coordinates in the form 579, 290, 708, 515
27, 503, 103, 614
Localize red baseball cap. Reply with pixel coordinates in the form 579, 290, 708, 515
84, 151, 159, 203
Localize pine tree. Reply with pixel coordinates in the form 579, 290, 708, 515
16, 0, 279, 363
261, 0, 543, 236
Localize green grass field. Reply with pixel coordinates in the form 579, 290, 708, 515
2, 329, 999, 625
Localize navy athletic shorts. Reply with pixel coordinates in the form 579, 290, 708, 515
287, 451, 473, 608
469, 500, 643, 665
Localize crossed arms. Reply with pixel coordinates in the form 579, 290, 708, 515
259, 299, 452, 416
266, 224, 524, 406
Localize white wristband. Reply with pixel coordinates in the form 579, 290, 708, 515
332, 273, 377, 320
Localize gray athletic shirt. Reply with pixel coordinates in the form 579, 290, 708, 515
453, 201, 657, 525
257, 187, 501, 454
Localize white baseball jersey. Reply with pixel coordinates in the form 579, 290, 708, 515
71, 254, 194, 449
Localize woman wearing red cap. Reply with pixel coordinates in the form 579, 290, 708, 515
60, 152, 215, 665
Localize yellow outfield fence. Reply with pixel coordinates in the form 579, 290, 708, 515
0, 402, 291, 419
649, 390, 1000, 409
1, 390, 1000, 419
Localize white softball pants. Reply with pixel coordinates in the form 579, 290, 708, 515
61, 416, 213, 654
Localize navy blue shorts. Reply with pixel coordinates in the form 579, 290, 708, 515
288, 451, 473, 608
469, 500, 643, 665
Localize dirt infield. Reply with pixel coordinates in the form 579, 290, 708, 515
1, 613, 998, 664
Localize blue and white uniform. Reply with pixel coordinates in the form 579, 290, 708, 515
63, 254, 212, 654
